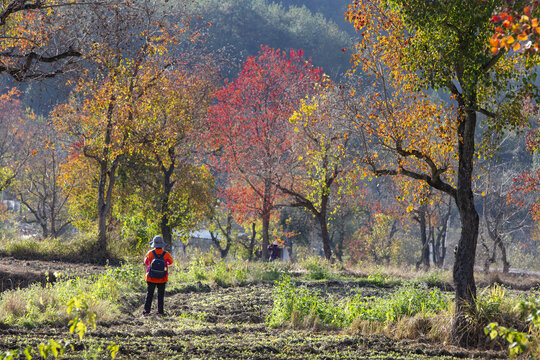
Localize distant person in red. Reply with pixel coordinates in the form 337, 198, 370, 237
143, 235, 173, 317
267, 241, 281, 262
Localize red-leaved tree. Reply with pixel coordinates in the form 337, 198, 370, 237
207, 46, 322, 260
509, 99, 540, 220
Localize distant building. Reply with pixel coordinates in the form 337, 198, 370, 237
1, 199, 20, 212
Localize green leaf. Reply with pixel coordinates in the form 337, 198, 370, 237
24, 347, 32, 360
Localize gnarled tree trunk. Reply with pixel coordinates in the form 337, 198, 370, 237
451, 108, 479, 346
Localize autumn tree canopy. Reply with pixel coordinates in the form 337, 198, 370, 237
207, 46, 322, 260
52, 2, 193, 258
279, 83, 359, 260
123, 62, 218, 249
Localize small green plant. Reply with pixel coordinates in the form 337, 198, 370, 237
268, 275, 345, 327
485, 296, 540, 358
364, 272, 392, 287
417, 272, 444, 288
107, 343, 120, 359
38, 340, 65, 359
67, 295, 97, 340
305, 258, 331, 280
0, 351, 19, 360
188, 256, 209, 281
233, 262, 248, 284
211, 261, 229, 287
260, 262, 287, 281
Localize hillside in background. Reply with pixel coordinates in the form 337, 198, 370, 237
7, 0, 353, 114
191, 0, 353, 77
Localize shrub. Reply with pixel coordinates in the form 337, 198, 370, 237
485, 295, 540, 358
299, 257, 334, 280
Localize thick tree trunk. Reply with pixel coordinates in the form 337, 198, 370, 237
152, 147, 177, 249
451, 109, 479, 346
41, 223, 49, 239
262, 212, 270, 260
161, 219, 172, 250
318, 216, 331, 261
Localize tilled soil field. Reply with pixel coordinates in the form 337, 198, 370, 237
0, 256, 106, 291
0, 260, 509, 359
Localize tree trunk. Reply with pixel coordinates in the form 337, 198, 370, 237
483, 198, 511, 274
50, 154, 57, 238
498, 238, 509, 273
433, 203, 451, 268
261, 179, 272, 261
415, 207, 430, 270
490, 236, 510, 274
97, 162, 109, 255
41, 223, 49, 239
209, 215, 233, 258
318, 195, 332, 260
318, 215, 331, 261
451, 109, 480, 346
248, 222, 257, 261
95, 96, 117, 260
334, 231, 344, 263
159, 152, 175, 249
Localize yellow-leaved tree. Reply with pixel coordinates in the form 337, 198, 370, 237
346, 0, 533, 343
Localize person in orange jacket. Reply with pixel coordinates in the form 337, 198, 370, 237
143, 235, 174, 317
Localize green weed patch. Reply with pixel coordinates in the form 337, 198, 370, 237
268, 276, 450, 329
168, 258, 290, 292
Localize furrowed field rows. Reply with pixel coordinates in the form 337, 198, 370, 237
0, 280, 506, 359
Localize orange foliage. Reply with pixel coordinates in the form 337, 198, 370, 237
346, 0, 457, 202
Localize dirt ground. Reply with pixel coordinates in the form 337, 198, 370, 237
0, 258, 511, 359
0, 256, 106, 291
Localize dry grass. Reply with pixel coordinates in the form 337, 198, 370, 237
476, 271, 540, 291
347, 313, 454, 343
0, 291, 26, 320
392, 315, 433, 340
347, 318, 387, 335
